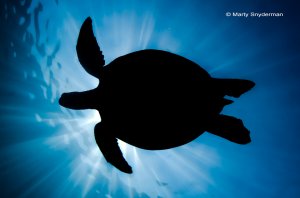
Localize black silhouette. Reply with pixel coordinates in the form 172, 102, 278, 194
59, 17, 255, 174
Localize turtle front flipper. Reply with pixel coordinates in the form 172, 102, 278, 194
76, 17, 105, 79
94, 123, 133, 174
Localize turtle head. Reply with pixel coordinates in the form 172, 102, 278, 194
59, 90, 97, 110
59, 92, 81, 110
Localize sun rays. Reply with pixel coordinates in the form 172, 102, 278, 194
2, 0, 225, 197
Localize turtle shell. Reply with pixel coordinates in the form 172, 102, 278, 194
98, 49, 224, 149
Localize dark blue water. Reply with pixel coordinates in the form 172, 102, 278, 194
1, 0, 299, 197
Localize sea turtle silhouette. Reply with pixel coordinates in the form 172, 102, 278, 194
59, 17, 255, 174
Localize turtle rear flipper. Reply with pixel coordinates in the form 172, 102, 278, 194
76, 17, 105, 79
213, 79, 255, 98
206, 115, 251, 144
94, 123, 133, 174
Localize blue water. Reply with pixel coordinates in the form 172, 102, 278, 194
1, 0, 299, 197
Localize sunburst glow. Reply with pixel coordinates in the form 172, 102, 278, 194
1, 0, 299, 197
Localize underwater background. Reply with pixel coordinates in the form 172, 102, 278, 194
0, 0, 299, 197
